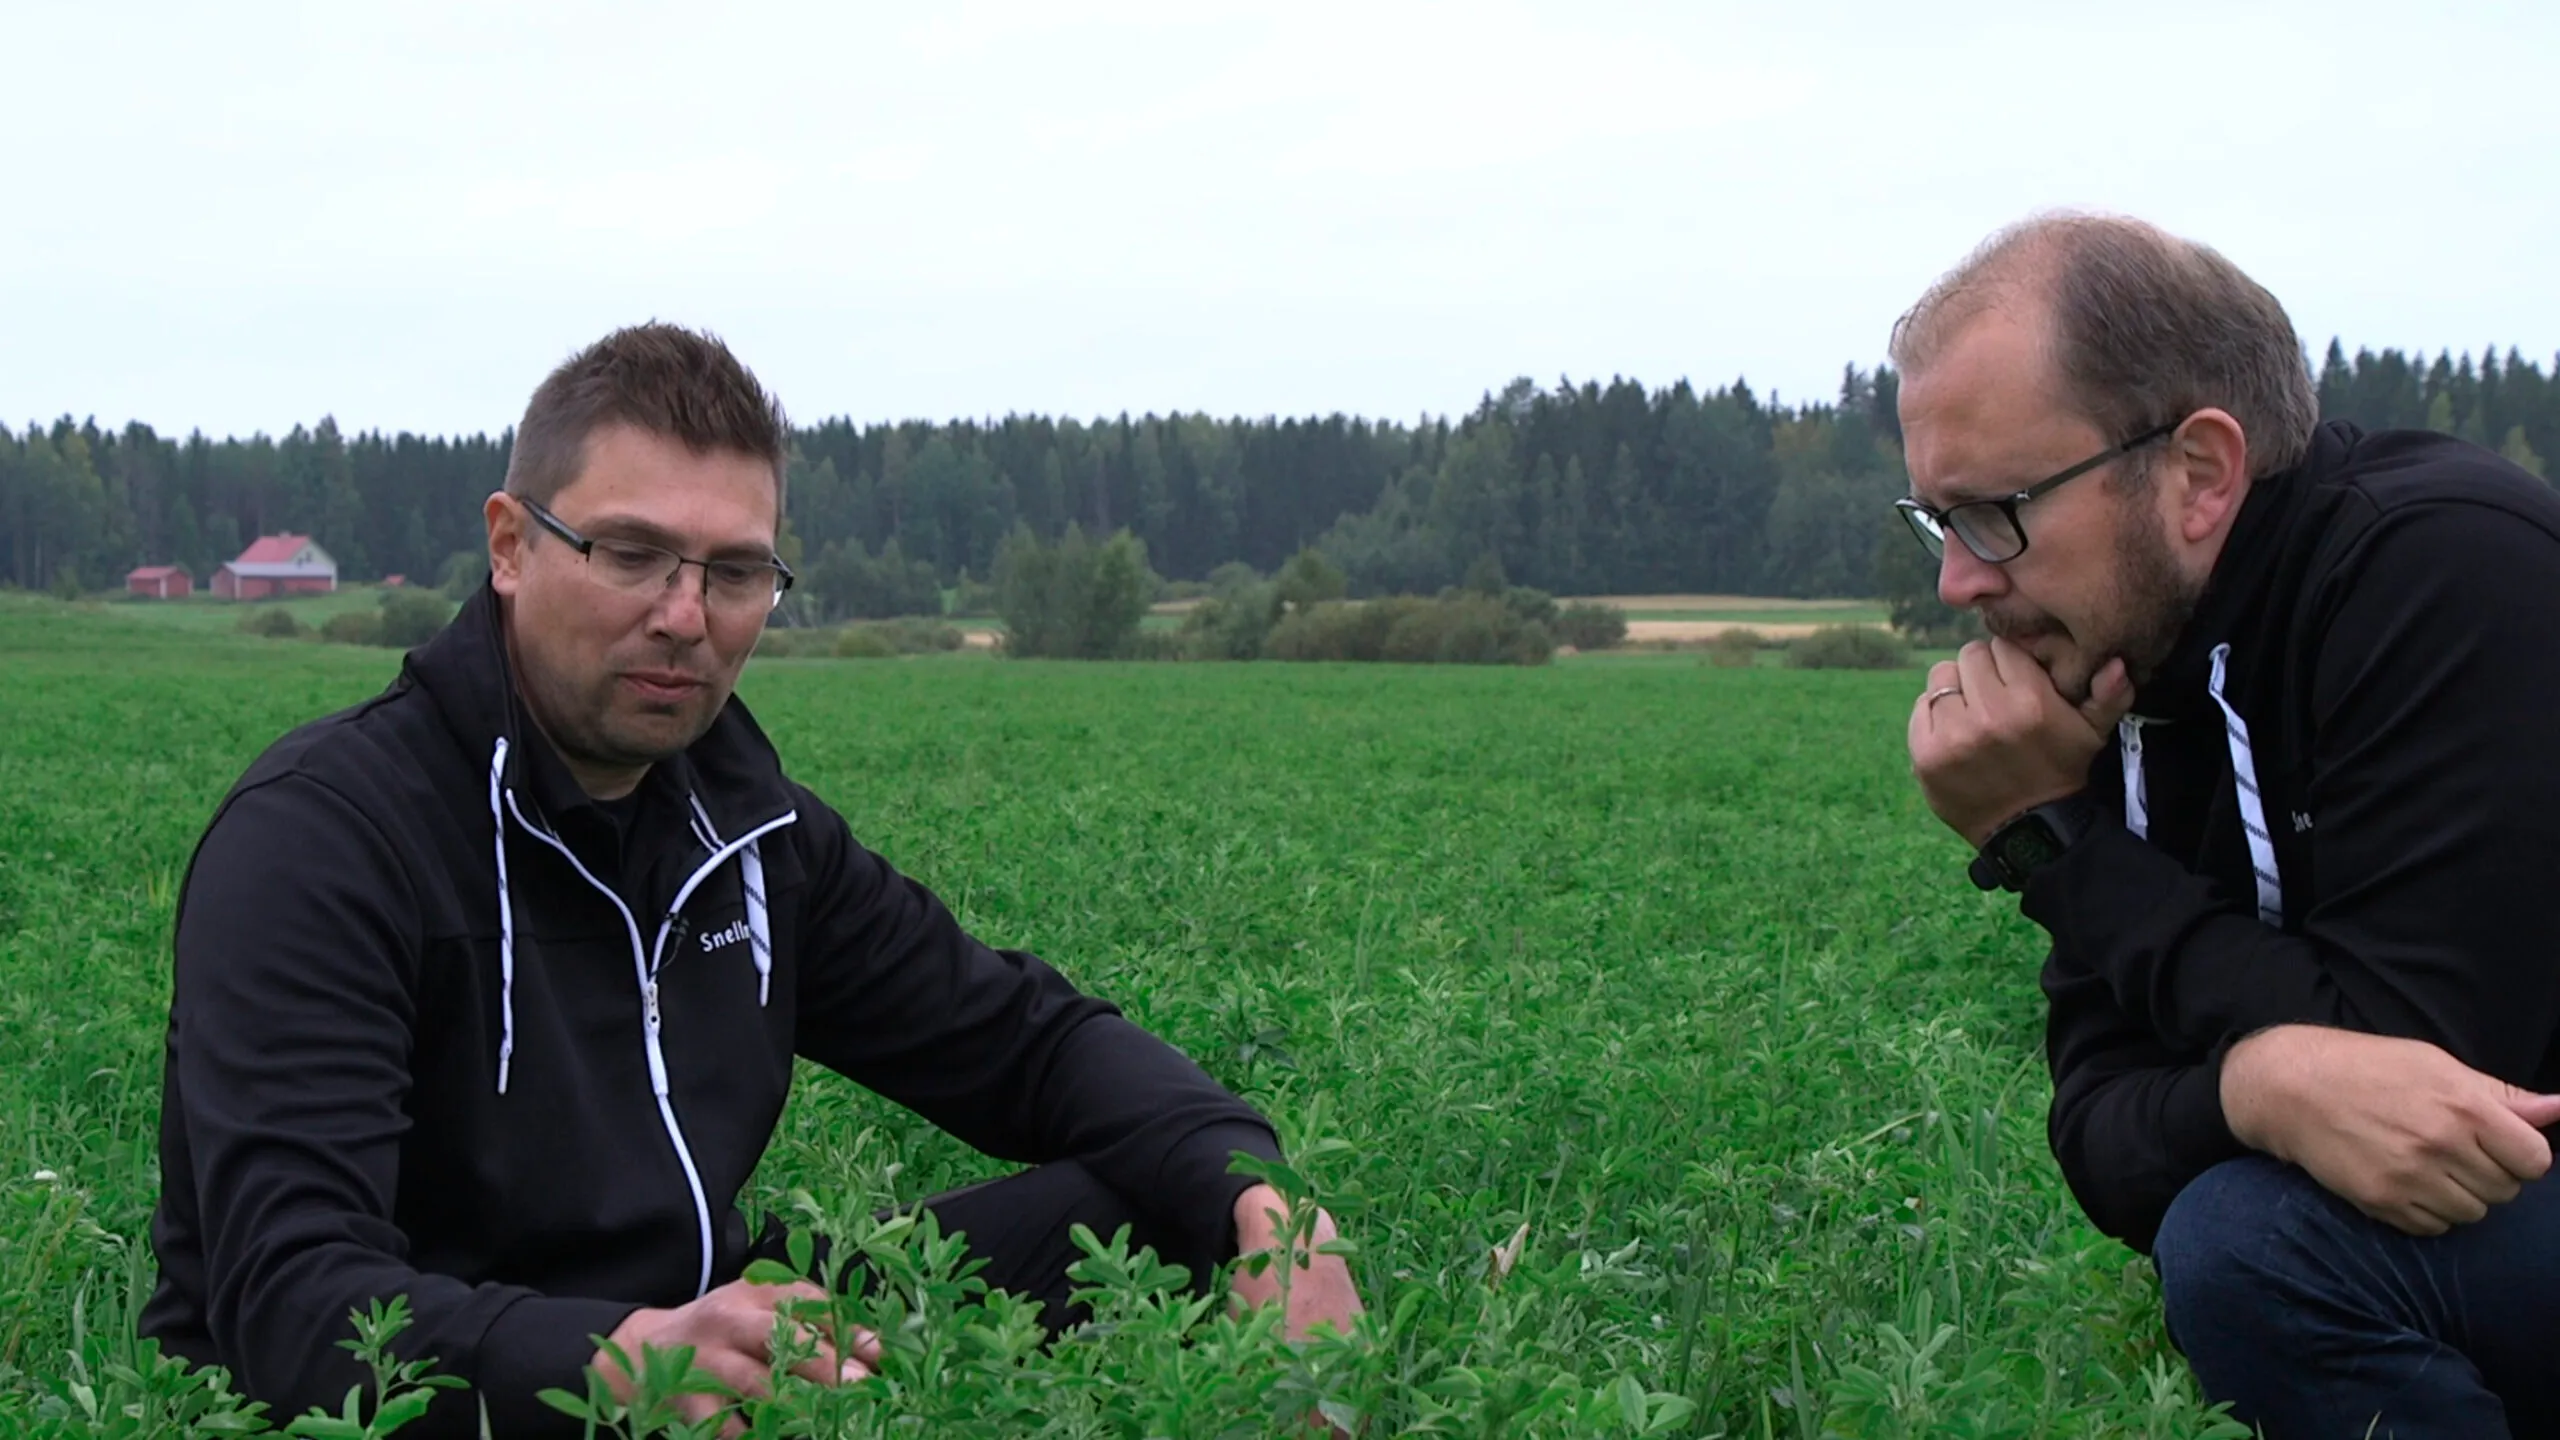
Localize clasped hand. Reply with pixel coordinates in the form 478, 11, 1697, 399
1908, 637, 2134, 847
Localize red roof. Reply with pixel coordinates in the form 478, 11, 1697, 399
128, 565, 187, 580
234, 534, 315, 565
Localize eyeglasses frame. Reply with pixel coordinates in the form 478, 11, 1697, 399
514, 493, 796, 612
1894, 420, 2183, 564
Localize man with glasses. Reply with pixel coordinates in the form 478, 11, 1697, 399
1893, 212, 2560, 1435
140, 323, 1361, 1436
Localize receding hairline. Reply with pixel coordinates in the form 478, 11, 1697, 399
1890, 279, 2080, 436
1890, 208, 2321, 480
1888, 213, 2114, 378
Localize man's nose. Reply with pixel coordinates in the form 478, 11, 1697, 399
1937, 542, 2007, 611
648, 563, 712, 640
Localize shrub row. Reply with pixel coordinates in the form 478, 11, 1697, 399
1786, 624, 1911, 670
1552, 601, 1628, 652
1170, 567, 1588, 668
236, 592, 451, 649
1264, 595, 1554, 666
754, 618, 969, 660
227, 589, 1899, 673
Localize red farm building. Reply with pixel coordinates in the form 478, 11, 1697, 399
125, 565, 194, 599
213, 535, 339, 599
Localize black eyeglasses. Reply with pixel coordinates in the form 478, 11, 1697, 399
516, 495, 795, 613
1894, 422, 2180, 564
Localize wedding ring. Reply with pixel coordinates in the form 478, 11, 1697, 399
1924, 686, 1963, 705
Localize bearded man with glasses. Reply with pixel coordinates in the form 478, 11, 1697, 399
140, 323, 1361, 1436
1893, 212, 2560, 1436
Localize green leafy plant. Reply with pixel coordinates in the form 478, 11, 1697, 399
3, 602, 2260, 1435
278, 1298, 465, 1440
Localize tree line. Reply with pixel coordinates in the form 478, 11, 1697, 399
5, 341, 2551, 605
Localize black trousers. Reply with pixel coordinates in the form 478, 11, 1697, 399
748, 1160, 1224, 1337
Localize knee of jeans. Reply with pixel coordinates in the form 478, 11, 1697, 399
2153, 1156, 2309, 1331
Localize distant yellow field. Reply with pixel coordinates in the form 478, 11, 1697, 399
1561, 594, 1871, 611
1622, 619, 1838, 642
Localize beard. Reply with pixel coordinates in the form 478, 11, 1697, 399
1981, 501, 2201, 708
511, 623, 733, 784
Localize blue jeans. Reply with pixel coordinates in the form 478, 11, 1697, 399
2154, 1154, 2560, 1437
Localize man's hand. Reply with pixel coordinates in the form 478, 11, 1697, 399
1228, 1183, 1364, 1342
1230, 1184, 1365, 1436
597, 1277, 879, 1436
2222, 1024, 2560, 1235
1909, 638, 2135, 848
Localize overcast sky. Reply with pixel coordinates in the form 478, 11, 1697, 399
7, 0, 2554, 440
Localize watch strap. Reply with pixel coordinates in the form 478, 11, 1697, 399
1971, 791, 2100, 892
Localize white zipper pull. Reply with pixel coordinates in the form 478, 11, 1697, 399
642, 980, 670, 1096
2117, 716, 2150, 840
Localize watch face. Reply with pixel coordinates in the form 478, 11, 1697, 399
1999, 819, 2063, 874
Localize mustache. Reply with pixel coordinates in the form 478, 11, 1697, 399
1980, 607, 2065, 643
618, 641, 711, 677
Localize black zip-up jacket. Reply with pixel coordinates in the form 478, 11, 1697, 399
139, 584, 1285, 1434
2023, 420, 2560, 1253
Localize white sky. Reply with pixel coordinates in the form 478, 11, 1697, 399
7, 0, 2556, 440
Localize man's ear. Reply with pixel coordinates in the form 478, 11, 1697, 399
485, 492, 525, 596
2168, 409, 2251, 546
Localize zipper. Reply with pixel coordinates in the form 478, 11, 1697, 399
504, 792, 798, 1297
641, 981, 667, 1084
2117, 716, 2150, 840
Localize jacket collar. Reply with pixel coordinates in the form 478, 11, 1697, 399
403, 581, 796, 844
2126, 420, 2357, 724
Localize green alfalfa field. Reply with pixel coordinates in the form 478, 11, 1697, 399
0, 598, 2251, 1438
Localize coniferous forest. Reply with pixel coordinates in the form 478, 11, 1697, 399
3, 342, 2549, 613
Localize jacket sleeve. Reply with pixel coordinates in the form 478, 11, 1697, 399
2025, 500, 2560, 1249
2023, 500, 2560, 1080
168, 776, 636, 1437
2040, 955, 2251, 1252
786, 791, 1285, 1258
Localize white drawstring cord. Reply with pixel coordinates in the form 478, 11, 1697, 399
2117, 645, 2284, 927
489, 738, 517, 1094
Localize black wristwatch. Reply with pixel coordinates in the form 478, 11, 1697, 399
1969, 792, 2100, 893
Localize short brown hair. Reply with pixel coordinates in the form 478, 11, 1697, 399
504, 322, 790, 510
1889, 212, 2319, 479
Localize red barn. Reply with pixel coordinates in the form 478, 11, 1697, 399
126, 565, 193, 599
213, 535, 338, 599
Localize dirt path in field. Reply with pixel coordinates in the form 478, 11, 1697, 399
1623, 619, 1843, 642
1567, 594, 1869, 611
